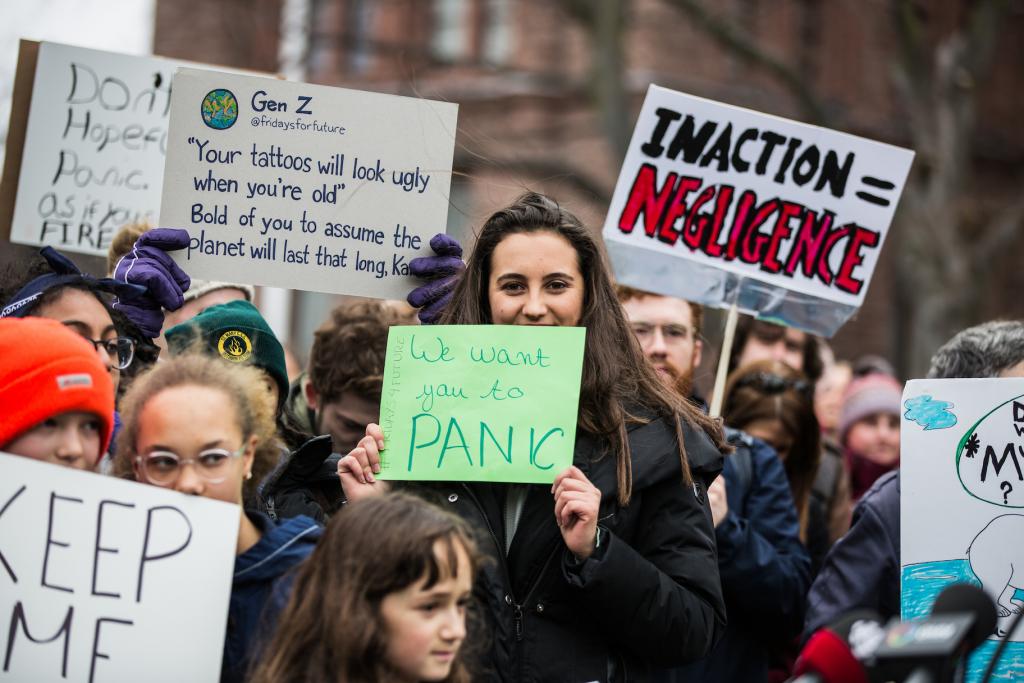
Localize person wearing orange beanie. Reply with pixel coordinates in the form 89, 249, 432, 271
0, 317, 115, 469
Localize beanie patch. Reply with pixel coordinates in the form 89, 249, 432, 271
217, 330, 253, 363
57, 373, 93, 390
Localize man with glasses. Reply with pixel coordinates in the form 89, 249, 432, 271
618, 286, 811, 683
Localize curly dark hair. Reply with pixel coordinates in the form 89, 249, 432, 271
308, 301, 411, 405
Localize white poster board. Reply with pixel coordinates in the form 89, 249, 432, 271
901, 378, 1024, 681
159, 68, 458, 300
8, 42, 229, 256
0, 452, 238, 682
603, 85, 915, 337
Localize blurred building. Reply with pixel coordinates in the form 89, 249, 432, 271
154, 0, 1024, 378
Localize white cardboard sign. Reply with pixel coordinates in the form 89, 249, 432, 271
901, 379, 1024, 680
159, 68, 458, 300
603, 86, 915, 337
9, 42, 224, 256
0, 452, 238, 682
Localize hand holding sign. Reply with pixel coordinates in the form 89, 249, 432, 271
337, 423, 391, 503
552, 466, 602, 560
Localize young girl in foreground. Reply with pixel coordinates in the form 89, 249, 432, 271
112, 354, 321, 683
252, 492, 480, 683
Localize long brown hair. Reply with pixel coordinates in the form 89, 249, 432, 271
438, 192, 727, 505
250, 493, 482, 683
112, 353, 278, 501
722, 359, 821, 539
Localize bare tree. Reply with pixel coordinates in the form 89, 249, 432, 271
649, 0, 1023, 375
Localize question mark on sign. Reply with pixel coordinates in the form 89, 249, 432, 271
1001, 481, 1013, 504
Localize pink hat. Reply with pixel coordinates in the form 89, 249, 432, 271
839, 372, 903, 443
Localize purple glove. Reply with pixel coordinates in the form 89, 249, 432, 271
407, 233, 464, 324
113, 228, 192, 338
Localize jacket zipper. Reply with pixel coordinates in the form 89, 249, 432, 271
459, 483, 560, 647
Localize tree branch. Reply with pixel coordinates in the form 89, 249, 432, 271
973, 189, 1024, 268
661, 0, 830, 124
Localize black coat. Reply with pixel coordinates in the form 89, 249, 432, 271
424, 415, 726, 683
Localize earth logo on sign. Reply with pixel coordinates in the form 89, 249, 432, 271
201, 89, 238, 130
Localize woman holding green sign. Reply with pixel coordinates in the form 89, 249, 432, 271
340, 193, 729, 682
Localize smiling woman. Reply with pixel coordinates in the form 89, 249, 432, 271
340, 192, 731, 682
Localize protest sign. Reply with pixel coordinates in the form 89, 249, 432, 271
377, 325, 586, 484
901, 379, 1024, 681
2, 41, 233, 256
603, 85, 915, 338
0, 452, 237, 682
159, 68, 458, 300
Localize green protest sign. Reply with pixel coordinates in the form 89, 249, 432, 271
378, 325, 586, 483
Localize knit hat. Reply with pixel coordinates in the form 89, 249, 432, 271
839, 372, 903, 443
182, 279, 255, 305
164, 300, 288, 412
0, 317, 115, 453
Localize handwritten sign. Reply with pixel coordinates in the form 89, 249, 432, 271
159, 68, 458, 300
378, 325, 586, 483
4, 42, 230, 256
603, 85, 915, 337
0, 452, 237, 682
901, 379, 1024, 681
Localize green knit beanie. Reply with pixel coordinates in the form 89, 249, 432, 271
165, 300, 288, 412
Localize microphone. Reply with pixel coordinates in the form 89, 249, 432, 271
791, 611, 884, 683
873, 583, 997, 683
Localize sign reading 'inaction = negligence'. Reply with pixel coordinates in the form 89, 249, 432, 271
160, 68, 457, 300
603, 85, 915, 337
378, 326, 586, 484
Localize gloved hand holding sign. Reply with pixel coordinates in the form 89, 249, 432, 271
113, 228, 192, 339
406, 233, 464, 325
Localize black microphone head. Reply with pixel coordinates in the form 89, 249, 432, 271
931, 582, 998, 650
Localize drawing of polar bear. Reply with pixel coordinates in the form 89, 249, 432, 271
968, 514, 1024, 631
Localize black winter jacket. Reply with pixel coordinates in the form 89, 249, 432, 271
424, 415, 727, 683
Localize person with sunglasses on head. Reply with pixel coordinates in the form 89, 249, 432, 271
0, 317, 115, 470
111, 353, 321, 683
723, 360, 829, 575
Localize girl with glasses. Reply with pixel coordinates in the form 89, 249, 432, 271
112, 353, 321, 683
340, 193, 728, 682
0, 247, 156, 399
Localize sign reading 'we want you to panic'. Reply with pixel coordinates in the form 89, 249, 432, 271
378, 326, 586, 484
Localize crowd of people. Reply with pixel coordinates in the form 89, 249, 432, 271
2, 191, 1023, 682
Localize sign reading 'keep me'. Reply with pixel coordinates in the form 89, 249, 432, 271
0, 452, 237, 682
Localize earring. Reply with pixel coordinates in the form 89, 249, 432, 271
245, 471, 253, 480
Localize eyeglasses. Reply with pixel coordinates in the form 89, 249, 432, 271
135, 444, 247, 486
734, 371, 812, 398
81, 336, 135, 370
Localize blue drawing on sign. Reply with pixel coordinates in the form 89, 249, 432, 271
904, 395, 958, 430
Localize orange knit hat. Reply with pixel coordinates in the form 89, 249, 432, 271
0, 317, 115, 453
